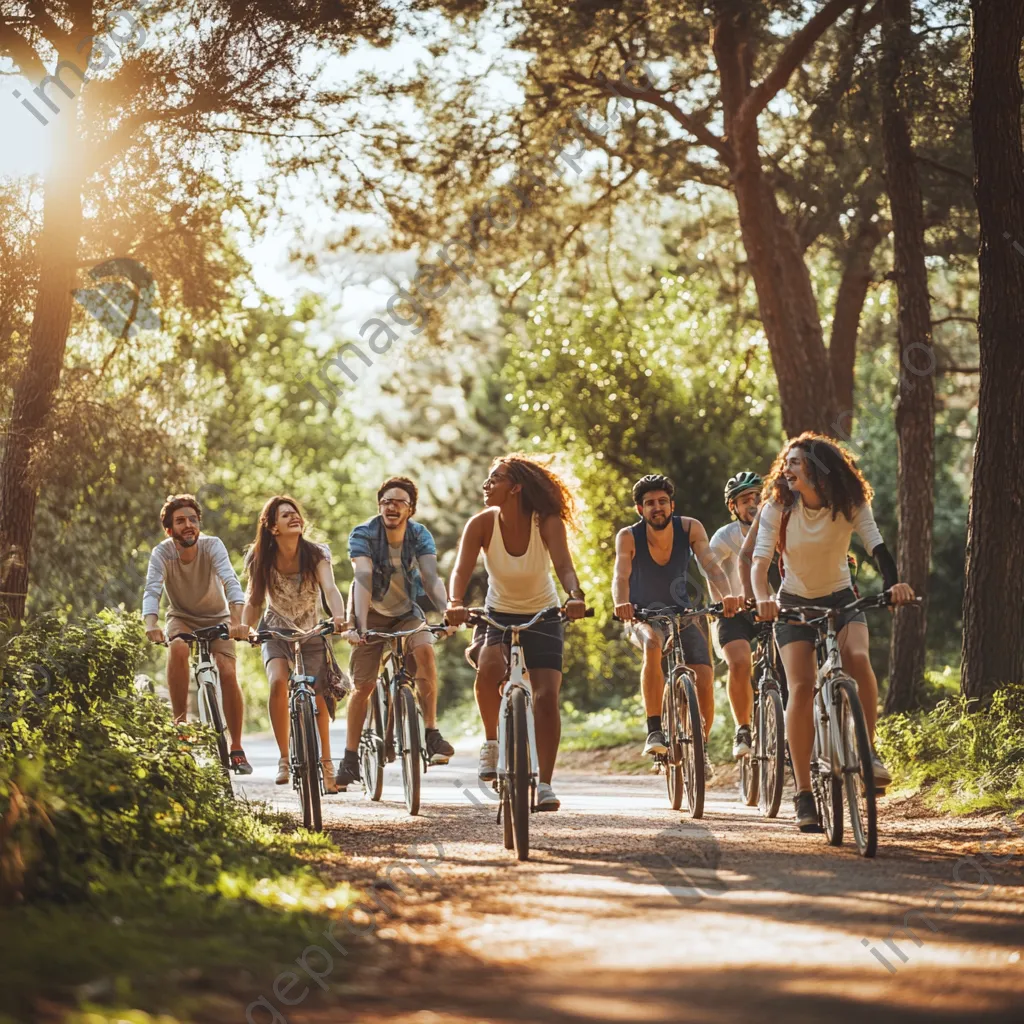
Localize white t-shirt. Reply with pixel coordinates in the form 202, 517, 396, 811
708, 520, 747, 596
753, 499, 883, 600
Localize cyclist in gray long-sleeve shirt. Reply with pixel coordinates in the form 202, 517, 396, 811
143, 493, 253, 774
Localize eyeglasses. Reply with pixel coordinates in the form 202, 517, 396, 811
379, 498, 411, 508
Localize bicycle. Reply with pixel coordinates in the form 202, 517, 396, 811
617, 604, 726, 819
165, 623, 234, 791
466, 604, 594, 862
358, 622, 450, 816
250, 620, 337, 832
795, 592, 922, 858
738, 620, 787, 818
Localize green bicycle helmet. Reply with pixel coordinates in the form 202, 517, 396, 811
724, 470, 763, 505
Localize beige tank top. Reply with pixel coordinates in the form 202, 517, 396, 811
482, 508, 559, 613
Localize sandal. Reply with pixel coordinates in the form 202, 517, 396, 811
229, 749, 253, 776
321, 757, 344, 794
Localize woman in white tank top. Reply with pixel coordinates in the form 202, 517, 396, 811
446, 455, 587, 811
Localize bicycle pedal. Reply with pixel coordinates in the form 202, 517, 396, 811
429, 755, 451, 766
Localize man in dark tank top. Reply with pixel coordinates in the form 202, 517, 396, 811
611, 474, 743, 778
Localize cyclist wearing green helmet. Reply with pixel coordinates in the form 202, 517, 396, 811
709, 471, 765, 760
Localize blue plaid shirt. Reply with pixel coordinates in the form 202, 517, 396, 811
347, 516, 437, 603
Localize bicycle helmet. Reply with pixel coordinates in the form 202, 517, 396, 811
724, 470, 762, 505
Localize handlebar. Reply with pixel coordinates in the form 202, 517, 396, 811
465, 605, 595, 632
250, 620, 338, 645
360, 623, 452, 642
164, 623, 231, 645
613, 602, 727, 623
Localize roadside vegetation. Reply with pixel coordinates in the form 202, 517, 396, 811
0, 613, 357, 1022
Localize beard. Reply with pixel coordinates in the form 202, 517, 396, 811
175, 531, 198, 548
646, 514, 671, 531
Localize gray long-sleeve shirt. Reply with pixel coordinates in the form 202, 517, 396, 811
142, 536, 245, 626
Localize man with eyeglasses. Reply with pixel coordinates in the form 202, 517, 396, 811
143, 493, 253, 774
336, 476, 455, 787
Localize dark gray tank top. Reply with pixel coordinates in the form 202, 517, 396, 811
628, 517, 696, 608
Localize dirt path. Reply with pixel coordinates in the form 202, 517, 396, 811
237, 734, 1024, 1023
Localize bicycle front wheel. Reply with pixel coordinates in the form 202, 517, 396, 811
758, 685, 786, 819
360, 682, 385, 802
297, 696, 322, 832
675, 669, 705, 819
739, 702, 759, 808
836, 675, 877, 858
398, 685, 421, 816
199, 683, 232, 793
507, 687, 531, 861
811, 729, 843, 846
661, 680, 683, 811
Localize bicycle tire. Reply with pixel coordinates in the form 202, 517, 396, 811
508, 687, 531, 861
759, 685, 786, 819
739, 700, 759, 807
502, 780, 514, 850
398, 684, 421, 816
811, 737, 843, 846
199, 682, 233, 793
836, 675, 877, 858
676, 669, 705, 819
360, 682, 385, 802
662, 681, 683, 811
297, 696, 322, 832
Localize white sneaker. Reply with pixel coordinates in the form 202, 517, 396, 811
704, 756, 716, 782
478, 740, 498, 781
871, 751, 892, 789
275, 757, 289, 785
536, 782, 560, 811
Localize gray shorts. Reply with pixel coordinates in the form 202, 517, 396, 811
625, 619, 711, 668
262, 634, 327, 684
775, 587, 866, 647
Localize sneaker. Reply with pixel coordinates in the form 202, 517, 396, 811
321, 757, 344, 794
336, 753, 361, 788
425, 729, 455, 765
871, 751, 891, 789
229, 749, 253, 775
704, 755, 716, 782
732, 726, 752, 759
275, 757, 289, 785
478, 740, 498, 781
643, 729, 668, 756
794, 790, 818, 831
536, 782, 560, 811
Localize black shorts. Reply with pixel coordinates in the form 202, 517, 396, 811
625, 620, 711, 669
717, 610, 757, 648
775, 587, 866, 648
482, 609, 564, 672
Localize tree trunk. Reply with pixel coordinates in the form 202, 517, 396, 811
714, 12, 840, 438
0, 146, 83, 621
880, 0, 935, 714
829, 218, 885, 430
961, 0, 1024, 701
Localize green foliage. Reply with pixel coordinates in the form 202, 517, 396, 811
877, 684, 1024, 814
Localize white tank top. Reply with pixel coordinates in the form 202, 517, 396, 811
482, 508, 560, 613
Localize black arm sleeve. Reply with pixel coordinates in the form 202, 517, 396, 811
871, 542, 899, 592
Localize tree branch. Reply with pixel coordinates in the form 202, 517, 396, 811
26, 1, 73, 53
915, 154, 973, 185
0, 21, 48, 82
736, 0, 859, 133
567, 70, 733, 165
931, 315, 977, 327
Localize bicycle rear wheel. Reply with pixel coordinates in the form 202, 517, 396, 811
739, 699, 759, 807
661, 681, 683, 811
758, 685, 786, 818
398, 684, 421, 816
360, 683, 385, 802
811, 731, 843, 846
297, 696, 322, 832
675, 669, 705, 819
507, 687, 531, 861
836, 675, 877, 857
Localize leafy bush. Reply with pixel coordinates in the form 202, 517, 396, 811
0, 611, 328, 902
877, 683, 1024, 814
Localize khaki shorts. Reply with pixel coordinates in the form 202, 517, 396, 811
350, 608, 433, 691
165, 615, 236, 660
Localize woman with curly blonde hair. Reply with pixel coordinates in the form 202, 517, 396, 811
445, 454, 586, 811
749, 433, 915, 832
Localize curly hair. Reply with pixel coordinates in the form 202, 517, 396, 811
161, 494, 201, 530
493, 454, 578, 529
762, 432, 874, 522
377, 476, 418, 511
632, 474, 675, 507
244, 495, 326, 607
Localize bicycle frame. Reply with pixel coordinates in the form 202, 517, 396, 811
810, 613, 852, 776
374, 632, 424, 767
192, 639, 222, 727
494, 622, 541, 808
